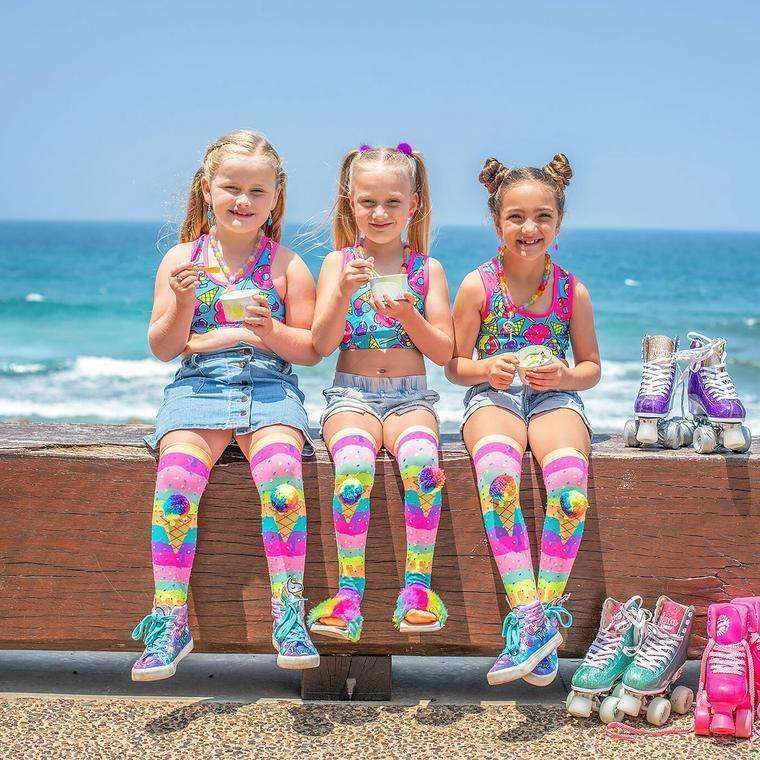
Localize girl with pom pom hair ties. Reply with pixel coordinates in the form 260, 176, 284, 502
131, 130, 321, 681
446, 154, 600, 687
308, 143, 454, 642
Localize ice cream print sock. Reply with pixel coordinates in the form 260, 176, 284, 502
473, 435, 538, 608
249, 434, 307, 600
307, 428, 376, 642
151, 443, 212, 608
537, 448, 589, 602
392, 426, 448, 629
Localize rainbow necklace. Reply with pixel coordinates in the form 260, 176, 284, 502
355, 239, 411, 275
208, 230, 263, 285
497, 251, 552, 338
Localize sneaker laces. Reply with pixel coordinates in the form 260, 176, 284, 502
634, 623, 680, 671
501, 602, 545, 654
131, 608, 175, 654
544, 594, 573, 630
708, 642, 748, 676
274, 578, 311, 652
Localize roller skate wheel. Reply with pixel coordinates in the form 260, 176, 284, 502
693, 703, 711, 736
565, 691, 575, 711
646, 696, 672, 727
617, 692, 642, 717
567, 693, 593, 718
669, 685, 693, 714
623, 419, 640, 448
693, 426, 718, 454
735, 707, 753, 738
599, 696, 623, 725
678, 420, 694, 447
611, 683, 625, 698
661, 419, 682, 449
636, 418, 658, 445
722, 424, 748, 452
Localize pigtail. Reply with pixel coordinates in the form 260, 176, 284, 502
332, 149, 360, 250
268, 165, 287, 243
179, 166, 209, 243
407, 151, 432, 254
479, 158, 509, 215
543, 153, 573, 189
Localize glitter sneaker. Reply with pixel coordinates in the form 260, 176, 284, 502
131, 604, 193, 682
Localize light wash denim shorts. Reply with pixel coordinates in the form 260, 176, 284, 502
144, 346, 313, 454
462, 381, 592, 434
320, 372, 440, 431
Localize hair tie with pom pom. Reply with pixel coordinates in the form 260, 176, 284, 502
418, 465, 445, 494
396, 142, 413, 155
163, 493, 191, 520
489, 474, 517, 503
338, 477, 364, 506
359, 144, 373, 153
271, 483, 300, 512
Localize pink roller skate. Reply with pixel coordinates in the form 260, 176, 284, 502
732, 596, 760, 718
694, 602, 755, 738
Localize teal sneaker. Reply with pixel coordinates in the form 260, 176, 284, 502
131, 604, 193, 682
487, 599, 564, 686
272, 578, 320, 670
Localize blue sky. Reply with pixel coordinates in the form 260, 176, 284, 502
2, 1, 759, 230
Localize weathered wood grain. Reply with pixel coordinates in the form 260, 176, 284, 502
0, 423, 757, 659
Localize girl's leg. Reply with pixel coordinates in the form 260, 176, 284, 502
384, 410, 448, 630
308, 412, 382, 642
462, 407, 537, 608
238, 424, 319, 669
527, 408, 591, 603
132, 428, 231, 682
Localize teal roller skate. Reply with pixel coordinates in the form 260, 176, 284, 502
616, 596, 695, 726
566, 596, 648, 723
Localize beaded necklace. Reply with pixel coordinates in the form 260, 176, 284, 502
497, 251, 552, 338
355, 239, 411, 275
208, 230, 262, 285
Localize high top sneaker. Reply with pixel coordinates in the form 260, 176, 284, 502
731, 596, 760, 718
271, 578, 320, 670
694, 602, 754, 737
131, 604, 193, 682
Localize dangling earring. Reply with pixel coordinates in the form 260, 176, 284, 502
265, 214, 274, 236
206, 206, 215, 231
553, 237, 560, 253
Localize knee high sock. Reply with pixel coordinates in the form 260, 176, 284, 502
151, 443, 211, 608
473, 435, 538, 608
249, 435, 307, 600
395, 426, 445, 589
537, 448, 590, 602
328, 428, 377, 598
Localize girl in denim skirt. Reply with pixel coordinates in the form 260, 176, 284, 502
131, 130, 320, 681
307, 143, 454, 642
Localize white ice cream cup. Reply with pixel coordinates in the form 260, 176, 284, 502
219, 289, 262, 322
515, 345, 555, 382
369, 274, 408, 302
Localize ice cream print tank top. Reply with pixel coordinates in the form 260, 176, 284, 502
340, 246, 429, 350
188, 234, 286, 334
476, 258, 575, 360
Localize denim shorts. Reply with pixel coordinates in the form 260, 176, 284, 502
144, 346, 314, 454
320, 372, 440, 431
462, 382, 592, 434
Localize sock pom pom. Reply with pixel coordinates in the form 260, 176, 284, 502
163, 494, 190, 521
560, 490, 588, 519
338, 477, 364, 506
489, 474, 517, 503
418, 465, 445, 493
271, 483, 299, 512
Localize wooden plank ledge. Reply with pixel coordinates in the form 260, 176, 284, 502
0, 422, 757, 659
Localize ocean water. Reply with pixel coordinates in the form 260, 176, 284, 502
2, 221, 759, 434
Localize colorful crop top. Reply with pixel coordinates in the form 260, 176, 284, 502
340, 247, 429, 350
476, 258, 575, 360
188, 234, 286, 334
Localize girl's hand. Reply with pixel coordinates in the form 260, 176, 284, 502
370, 292, 416, 323
169, 263, 201, 305
339, 258, 375, 298
485, 354, 518, 390
524, 359, 568, 391
242, 293, 274, 338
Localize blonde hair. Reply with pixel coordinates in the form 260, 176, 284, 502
179, 130, 286, 243
332, 145, 432, 253
479, 153, 573, 217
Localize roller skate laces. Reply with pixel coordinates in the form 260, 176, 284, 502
586, 598, 649, 668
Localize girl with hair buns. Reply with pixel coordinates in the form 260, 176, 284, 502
131, 130, 321, 681
308, 143, 454, 642
446, 154, 601, 687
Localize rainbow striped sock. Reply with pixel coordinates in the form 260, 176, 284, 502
249, 435, 307, 600
151, 443, 211, 608
395, 426, 445, 589
472, 435, 538, 607
537, 448, 589, 602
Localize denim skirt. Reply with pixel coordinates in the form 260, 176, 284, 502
144, 346, 313, 454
